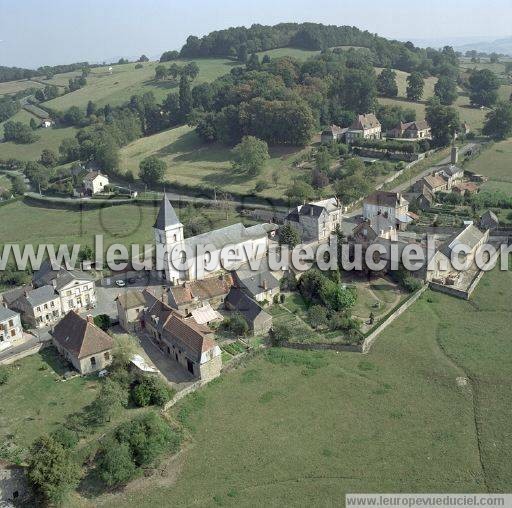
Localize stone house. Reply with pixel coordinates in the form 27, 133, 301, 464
415, 188, 435, 211
33, 262, 96, 313
115, 290, 146, 333
480, 210, 499, 231
412, 174, 448, 194
52, 311, 114, 374
233, 264, 280, 303
345, 113, 381, 144
436, 165, 464, 190
224, 287, 272, 336
0, 307, 23, 347
8, 285, 62, 329
167, 275, 233, 315
284, 197, 342, 243
352, 215, 399, 245
145, 297, 221, 381
387, 120, 431, 140
320, 124, 347, 144
427, 224, 489, 282
452, 182, 479, 196
363, 191, 412, 231
83, 171, 109, 195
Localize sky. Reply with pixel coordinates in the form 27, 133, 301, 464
1, 0, 511, 69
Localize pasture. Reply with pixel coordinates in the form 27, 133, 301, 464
87, 266, 512, 507
0, 79, 44, 97
119, 124, 310, 200
465, 138, 512, 188
42, 58, 240, 112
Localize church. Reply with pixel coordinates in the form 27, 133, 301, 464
153, 195, 277, 284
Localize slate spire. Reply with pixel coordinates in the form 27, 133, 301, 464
153, 194, 181, 230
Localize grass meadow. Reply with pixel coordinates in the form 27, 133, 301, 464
119, 124, 312, 199
465, 138, 512, 189
79, 265, 512, 507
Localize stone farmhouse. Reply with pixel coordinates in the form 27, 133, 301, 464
144, 295, 222, 381
115, 290, 147, 333
345, 113, 382, 144
33, 261, 96, 313
8, 285, 62, 329
0, 460, 31, 506
363, 191, 412, 231
284, 197, 343, 243
233, 261, 281, 303
167, 275, 233, 315
413, 173, 448, 194
387, 120, 431, 140
224, 286, 273, 336
52, 311, 114, 375
427, 224, 489, 283
480, 210, 499, 231
83, 171, 109, 195
154, 195, 277, 284
320, 124, 347, 144
0, 307, 23, 348
352, 215, 399, 245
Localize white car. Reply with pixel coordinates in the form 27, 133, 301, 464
115, 280, 126, 288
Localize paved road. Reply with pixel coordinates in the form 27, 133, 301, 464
0, 335, 47, 364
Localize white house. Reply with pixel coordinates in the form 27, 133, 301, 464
346, 113, 382, 144
363, 191, 412, 231
0, 307, 23, 348
41, 119, 53, 128
154, 195, 277, 284
83, 171, 109, 195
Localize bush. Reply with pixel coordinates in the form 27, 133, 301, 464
222, 312, 249, 337
97, 440, 137, 487
308, 305, 329, 329
0, 366, 9, 385
51, 427, 79, 449
270, 322, 293, 345
132, 376, 174, 407
94, 314, 111, 331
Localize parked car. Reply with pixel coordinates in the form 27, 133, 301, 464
115, 280, 126, 287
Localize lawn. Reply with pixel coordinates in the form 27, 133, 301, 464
465, 138, 512, 188
375, 68, 437, 100
0, 348, 99, 454
0, 172, 11, 191
351, 276, 403, 321
42, 58, 240, 112
0, 198, 249, 254
119, 124, 311, 200
257, 47, 320, 61
82, 265, 511, 507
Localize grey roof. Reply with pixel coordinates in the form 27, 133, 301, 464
25, 285, 58, 307
184, 222, 275, 252
440, 224, 486, 258
1, 285, 30, 306
33, 260, 93, 290
369, 215, 396, 234
481, 210, 498, 224
225, 287, 270, 323
154, 194, 181, 230
439, 164, 463, 177
285, 202, 331, 222
0, 307, 19, 322
234, 267, 280, 298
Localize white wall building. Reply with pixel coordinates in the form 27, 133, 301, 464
83, 171, 109, 195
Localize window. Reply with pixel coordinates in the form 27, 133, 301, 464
90, 356, 96, 367
8, 320, 13, 327
10, 329, 16, 337
104, 352, 110, 360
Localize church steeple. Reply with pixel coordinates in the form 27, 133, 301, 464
153, 194, 181, 230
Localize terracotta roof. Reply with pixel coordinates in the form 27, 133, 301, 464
169, 275, 233, 306
115, 290, 146, 310
453, 182, 479, 193
350, 113, 381, 130
423, 174, 447, 190
53, 311, 114, 359
162, 312, 215, 358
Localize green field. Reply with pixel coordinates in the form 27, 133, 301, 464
0, 348, 99, 451
42, 59, 240, 112
375, 67, 437, 100
86, 265, 511, 507
0, 79, 44, 97
257, 47, 320, 60
0, 198, 248, 253
465, 138, 512, 189
120, 124, 310, 199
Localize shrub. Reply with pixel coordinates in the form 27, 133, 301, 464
308, 305, 329, 329
97, 440, 137, 486
0, 366, 9, 385
94, 314, 111, 331
132, 376, 174, 407
270, 322, 293, 345
222, 313, 249, 337
51, 427, 79, 449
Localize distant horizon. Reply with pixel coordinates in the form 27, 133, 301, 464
1, 0, 511, 68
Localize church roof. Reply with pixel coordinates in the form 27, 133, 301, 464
154, 194, 181, 230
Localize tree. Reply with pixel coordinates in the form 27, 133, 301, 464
183, 62, 199, 80
111, 334, 138, 370
333, 172, 370, 206
155, 65, 168, 80
97, 441, 136, 487
24, 161, 49, 190
489, 52, 499, 64
30, 117, 38, 130
223, 312, 249, 337
86, 100, 97, 117
89, 379, 128, 424
246, 52, 260, 71
0, 366, 9, 385
40, 148, 57, 167
138, 54, 149, 62
3, 121, 37, 143
139, 156, 166, 187
483, 101, 512, 140
377, 68, 398, 97
434, 76, 458, 105
178, 74, 193, 118
132, 376, 173, 407
11, 175, 27, 195
285, 180, 316, 203
270, 322, 293, 345
406, 71, 425, 101
64, 105, 84, 126
278, 223, 301, 248
469, 69, 500, 107
231, 136, 269, 176
28, 435, 81, 505
59, 137, 81, 162
308, 305, 329, 329
426, 97, 460, 146
94, 314, 111, 331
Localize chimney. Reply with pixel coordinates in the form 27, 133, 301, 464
309, 206, 314, 216
451, 146, 459, 165
262, 279, 268, 290
51, 278, 57, 289
86, 314, 94, 324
